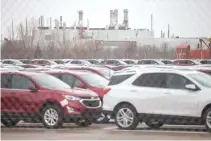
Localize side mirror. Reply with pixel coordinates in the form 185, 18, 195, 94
185, 84, 197, 91
76, 83, 86, 89
28, 85, 38, 92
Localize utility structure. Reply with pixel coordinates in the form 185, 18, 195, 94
77, 10, 84, 39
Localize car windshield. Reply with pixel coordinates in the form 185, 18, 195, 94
14, 60, 24, 65
97, 68, 114, 79
54, 60, 64, 64
83, 60, 92, 65
118, 60, 128, 65
31, 73, 71, 89
188, 72, 211, 88
80, 73, 109, 87
48, 60, 57, 65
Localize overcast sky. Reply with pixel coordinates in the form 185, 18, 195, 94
1, 0, 211, 38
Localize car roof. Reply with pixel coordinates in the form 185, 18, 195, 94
1, 70, 46, 76
41, 69, 93, 75
113, 68, 199, 76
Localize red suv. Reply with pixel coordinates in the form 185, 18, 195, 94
41, 70, 109, 99
1, 71, 102, 128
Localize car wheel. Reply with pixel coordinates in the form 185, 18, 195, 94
96, 113, 110, 123
115, 104, 139, 130
41, 104, 63, 129
1, 119, 19, 127
145, 121, 163, 129
203, 108, 211, 132
76, 119, 92, 127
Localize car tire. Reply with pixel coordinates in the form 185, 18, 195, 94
96, 113, 110, 123
145, 121, 163, 129
76, 119, 92, 127
203, 108, 211, 133
114, 104, 139, 130
1, 119, 19, 127
41, 104, 63, 129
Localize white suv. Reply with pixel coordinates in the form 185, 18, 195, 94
103, 69, 211, 132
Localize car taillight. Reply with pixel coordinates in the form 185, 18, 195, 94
103, 88, 111, 95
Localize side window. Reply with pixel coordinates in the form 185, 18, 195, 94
73, 78, 84, 87
71, 61, 78, 64
132, 73, 166, 88
51, 74, 62, 80
93, 60, 99, 64
61, 74, 76, 87
150, 60, 158, 64
106, 60, 113, 65
166, 73, 193, 89
31, 60, 36, 64
130, 61, 135, 64
44, 61, 50, 65
1, 74, 12, 88
78, 61, 83, 64
137, 61, 143, 64
2, 61, 9, 64
8, 61, 14, 64
38, 60, 44, 64
108, 74, 135, 85
187, 60, 194, 64
115, 61, 121, 65
12, 75, 34, 89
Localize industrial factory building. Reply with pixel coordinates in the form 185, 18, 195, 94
32, 9, 208, 51
34, 9, 154, 44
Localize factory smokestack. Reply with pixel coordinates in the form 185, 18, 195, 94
40, 16, 44, 27
50, 17, 52, 29
168, 24, 170, 38
123, 9, 128, 29
78, 10, 83, 26
60, 16, 63, 27
110, 10, 113, 26
114, 9, 118, 25
151, 14, 153, 32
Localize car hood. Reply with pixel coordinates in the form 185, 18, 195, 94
53, 88, 98, 97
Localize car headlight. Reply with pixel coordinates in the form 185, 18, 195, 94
63, 95, 81, 101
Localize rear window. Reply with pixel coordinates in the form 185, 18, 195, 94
108, 74, 134, 85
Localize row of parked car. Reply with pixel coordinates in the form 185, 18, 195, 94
1, 58, 211, 66
1, 58, 211, 132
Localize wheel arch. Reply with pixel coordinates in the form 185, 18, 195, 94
113, 101, 138, 114
201, 103, 211, 118
39, 100, 63, 113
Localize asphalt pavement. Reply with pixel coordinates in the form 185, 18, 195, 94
1, 122, 211, 140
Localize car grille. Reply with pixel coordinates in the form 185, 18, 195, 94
81, 100, 100, 108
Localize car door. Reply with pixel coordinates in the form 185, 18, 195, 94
10, 74, 40, 114
160, 73, 200, 117
130, 73, 168, 115
1, 73, 14, 113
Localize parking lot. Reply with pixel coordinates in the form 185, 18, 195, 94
2, 122, 211, 140
1, 59, 211, 139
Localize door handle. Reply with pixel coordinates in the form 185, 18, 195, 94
164, 92, 171, 94
9, 92, 16, 94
